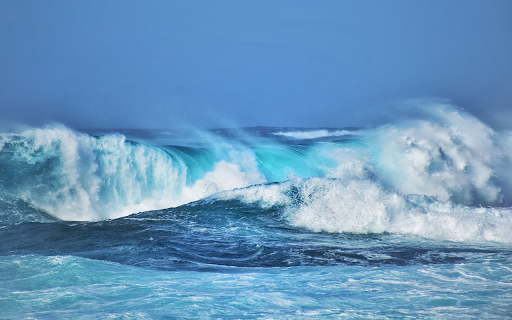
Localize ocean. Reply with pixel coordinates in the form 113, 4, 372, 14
1, 104, 511, 319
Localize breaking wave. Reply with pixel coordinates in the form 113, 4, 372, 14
0, 126, 264, 221
1, 102, 512, 243
216, 177, 512, 243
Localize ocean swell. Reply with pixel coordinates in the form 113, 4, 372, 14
1, 102, 512, 240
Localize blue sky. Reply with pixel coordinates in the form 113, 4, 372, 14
1, 0, 512, 129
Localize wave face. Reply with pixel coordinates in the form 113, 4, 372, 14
1, 103, 512, 241
0, 127, 182, 221
0, 127, 269, 221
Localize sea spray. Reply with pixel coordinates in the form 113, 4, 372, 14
216, 177, 512, 243
0, 127, 265, 221
0, 127, 183, 221
1, 103, 512, 319
1, 103, 512, 229
369, 105, 503, 205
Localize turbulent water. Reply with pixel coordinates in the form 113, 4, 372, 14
1, 103, 512, 319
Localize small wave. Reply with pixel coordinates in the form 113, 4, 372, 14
272, 129, 361, 139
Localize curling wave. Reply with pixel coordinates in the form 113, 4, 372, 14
0, 126, 265, 221
1, 102, 512, 238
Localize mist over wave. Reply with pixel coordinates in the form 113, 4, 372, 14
215, 103, 512, 242
0, 126, 264, 221
1, 102, 512, 243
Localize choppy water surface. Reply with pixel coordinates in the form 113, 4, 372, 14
1, 104, 512, 318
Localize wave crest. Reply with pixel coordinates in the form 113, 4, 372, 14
0, 126, 265, 221
216, 177, 512, 243
368, 105, 506, 205
2, 102, 512, 232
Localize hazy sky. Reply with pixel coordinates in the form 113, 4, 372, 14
1, 0, 512, 129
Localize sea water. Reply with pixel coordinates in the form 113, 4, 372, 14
1, 103, 512, 319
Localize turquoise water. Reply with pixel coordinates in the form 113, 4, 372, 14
1, 104, 512, 318
2, 252, 511, 319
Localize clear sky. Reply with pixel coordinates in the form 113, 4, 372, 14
1, 0, 512, 129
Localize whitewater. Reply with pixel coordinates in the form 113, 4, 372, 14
1, 103, 512, 319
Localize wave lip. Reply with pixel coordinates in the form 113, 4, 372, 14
0, 126, 268, 222
0, 126, 186, 221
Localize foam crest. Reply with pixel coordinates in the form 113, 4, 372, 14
0, 127, 182, 220
217, 177, 512, 243
264, 104, 512, 208
2, 102, 511, 229
272, 129, 360, 139
369, 105, 506, 205
180, 151, 266, 204
0, 126, 267, 221
216, 103, 512, 242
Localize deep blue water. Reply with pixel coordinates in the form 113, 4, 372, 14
1, 105, 512, 319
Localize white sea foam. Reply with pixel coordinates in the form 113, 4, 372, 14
2, 102, 512, 234
217, 177, 512, 243
216, 103, 512, 242
180, 152, 266, 205
368, 105, 505, 205
0, 126, 266, 221
272, 129, 361, 139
